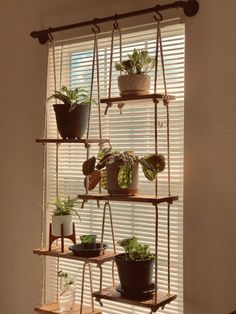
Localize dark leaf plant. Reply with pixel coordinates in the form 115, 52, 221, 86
115, 49, 155, 75
48, 85, 96, 112
117, 237, 154, 261
82, 148, 166, 190
53, 196, 81, 221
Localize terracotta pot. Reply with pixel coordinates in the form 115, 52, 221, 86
115, 253, 155, 298
106, 161, 139, 195
52, 215, 73, 237
118, 73, 150, 96
53, 103, 89, 139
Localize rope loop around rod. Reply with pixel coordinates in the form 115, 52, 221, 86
92, 18, 101, 34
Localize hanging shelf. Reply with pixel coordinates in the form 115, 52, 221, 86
78, 193, 178, 205
35, 138, 110, 144
33, 247, 116, 265
35, 303, 101, 314
93, 287, 176, 312
101, 93, 175, 105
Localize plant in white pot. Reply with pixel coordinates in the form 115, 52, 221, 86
82, 148, 165, 195
115, 49, 155, 96
48, 86, 96, 139
52, 196, 80, 237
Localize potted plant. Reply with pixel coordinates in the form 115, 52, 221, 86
52, 196, 80, 237
115, 237, 155, 299
115, 49, 155, 96
82, 148, 165, 195
58, 270, 76, 311
48, 85, 96, 139
80, 234, 97, 249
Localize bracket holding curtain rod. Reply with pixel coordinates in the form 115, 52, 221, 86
31, 0, 199, 44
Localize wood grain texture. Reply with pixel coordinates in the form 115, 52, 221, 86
33, 247, 116, 265
93, 286, 177, 312
35, 303, 101, 314
35, 138, 109, 144
100, 93, 176, 104
77, 193, 178, 205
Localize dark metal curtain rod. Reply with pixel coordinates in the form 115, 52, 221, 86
31, 0, 199, 44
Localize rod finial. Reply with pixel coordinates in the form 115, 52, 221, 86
30, 30, 50, 45
184, 0, 199, 17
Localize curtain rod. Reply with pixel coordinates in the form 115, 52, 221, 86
31, 0, 199, 44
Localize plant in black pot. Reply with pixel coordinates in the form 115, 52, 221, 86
48, 86, 96, 139
115, 237, 156, 299
82, 148, 165, 195
115, 49, 155, 96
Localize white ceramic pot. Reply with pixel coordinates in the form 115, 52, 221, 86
52, 215, 73, 237
118, 73, 151, 96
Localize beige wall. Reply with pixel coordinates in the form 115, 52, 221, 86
0, 0, 235, 313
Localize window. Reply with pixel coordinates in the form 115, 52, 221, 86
45, 22, 184, 314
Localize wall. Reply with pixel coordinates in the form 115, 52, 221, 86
184, 0, 236, 313
0, 0, 235, 313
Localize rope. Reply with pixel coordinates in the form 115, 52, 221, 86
154, 204, 158, 303
154, 13, 172, 297
105, 19, 122, 115
165, 100, 171, 196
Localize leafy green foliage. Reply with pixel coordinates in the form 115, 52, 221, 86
80, 235, 96, 244
54, 196, 81, 221
140, 153, 165, 181
115, 49, 155, 75
58, 271, 74, 289
117, 237, 154, 261
48, 85, 96, 111
82, 149, 165, 190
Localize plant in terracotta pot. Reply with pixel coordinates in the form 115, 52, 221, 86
115, 49, 155, 96
52, 196, 80, 237
82, 148, 165, 195
80, 234, 97, 249
115, 237, 155, 299
58, 270, 76, 311
48, 85, 96, 139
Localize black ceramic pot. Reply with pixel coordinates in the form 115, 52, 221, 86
115, 253, 155, 297
53, 103, 89, 139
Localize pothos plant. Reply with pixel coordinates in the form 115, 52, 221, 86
117, 237, 154, 261
115, 49, 155, 75
58, 270, 75, 290
53, 196, 81, 221
82, 148, 165, 190
48, 85, 96, 112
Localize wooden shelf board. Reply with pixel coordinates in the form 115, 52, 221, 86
100, 93, 175, 104
33, 247, 116, 265
35, 138, 109, 144
93, 287, 177, 312
35, 303, 101, 314
78, 193, 178, 204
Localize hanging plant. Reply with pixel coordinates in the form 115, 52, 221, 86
115, 49, 155, 96
48, 85, 96, 139
115, 237, 155, 299
82, 148, 165, 195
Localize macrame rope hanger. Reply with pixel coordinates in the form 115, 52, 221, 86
48, 32, 64, 302
105, 17, 122, 115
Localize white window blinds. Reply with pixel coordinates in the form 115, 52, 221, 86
45, 22, 184, 314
